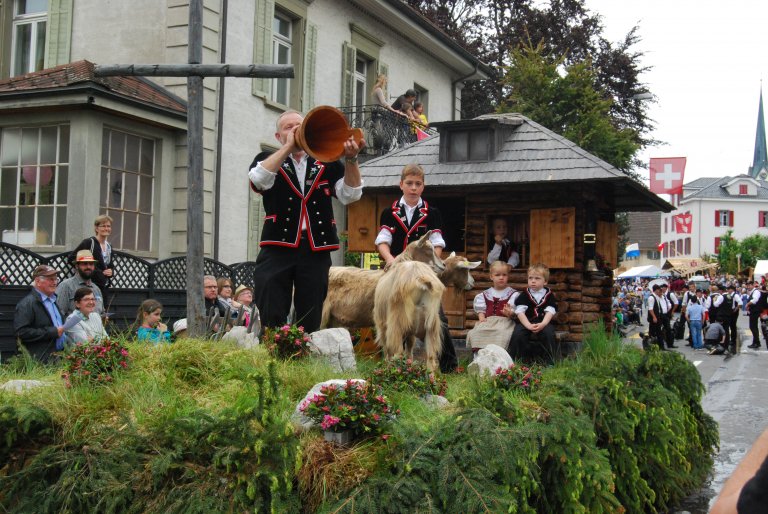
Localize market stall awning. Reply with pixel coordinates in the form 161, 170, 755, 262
661, 258, 718, 277
617, 265, 669, 279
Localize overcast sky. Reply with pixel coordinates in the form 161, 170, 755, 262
584, 0, 768, 186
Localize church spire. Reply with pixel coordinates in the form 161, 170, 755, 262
750, 87, 768, 180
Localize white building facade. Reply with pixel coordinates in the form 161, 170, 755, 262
659, 175, 768, 259
0, 0, 486, 263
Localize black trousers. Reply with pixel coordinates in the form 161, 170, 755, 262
648, 319, 665, 350
749, 309, 762, 346
725, 315, 738, 347
252, 238, 331, 334
508, 323, 557, 363
439, 308, 457, 372
661, 313, 674, 347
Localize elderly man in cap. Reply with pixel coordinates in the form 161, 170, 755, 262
56, 250, 105, 318
13, 265, 66, 362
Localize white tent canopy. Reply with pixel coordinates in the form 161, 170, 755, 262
754, 260, 768, 282
617, 265, 669, 279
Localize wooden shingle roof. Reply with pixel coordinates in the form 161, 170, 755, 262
360, 113, 673, 212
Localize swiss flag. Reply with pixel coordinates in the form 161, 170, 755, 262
673, 212, 693, 233
649, 157, 686, 194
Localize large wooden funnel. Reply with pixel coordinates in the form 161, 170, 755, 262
295, 105, 364, 162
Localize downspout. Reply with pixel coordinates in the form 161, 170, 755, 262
213, 0, 229, 260
451, 64, 478, 120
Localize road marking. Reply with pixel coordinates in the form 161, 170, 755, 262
693, 360, 702, 367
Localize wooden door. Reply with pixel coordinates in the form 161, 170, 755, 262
596, 221, 618, 269
442, 286, 466, 329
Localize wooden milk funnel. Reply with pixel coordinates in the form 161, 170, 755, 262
295, 105, 364, 162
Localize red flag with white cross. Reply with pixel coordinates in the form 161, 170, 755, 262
673, 212, 693, 233
649, 157, 686, 194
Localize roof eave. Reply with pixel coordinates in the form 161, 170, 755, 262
0, 83, 187, 122
353, 0, 491, 78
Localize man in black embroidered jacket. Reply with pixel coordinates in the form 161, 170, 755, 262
248, 110, 364, 333
507, 263, 558, 363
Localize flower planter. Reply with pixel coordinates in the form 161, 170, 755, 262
324, 430, 355, 446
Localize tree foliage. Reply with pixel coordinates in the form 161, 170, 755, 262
716, 229, 768, 275
403, 0, 655, 171
499, 43, 640, 172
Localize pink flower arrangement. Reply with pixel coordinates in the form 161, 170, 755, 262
300, 380, 396, 435
61, 339, 131, 388
493, 363, 543, 392
262, 324, 312, 359
369, 357, 447, 397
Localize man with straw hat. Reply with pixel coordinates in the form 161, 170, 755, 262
56, 250, 104, 318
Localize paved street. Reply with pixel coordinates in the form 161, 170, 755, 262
623, 312, 767, 513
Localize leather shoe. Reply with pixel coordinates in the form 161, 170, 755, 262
748, 343, 761, 349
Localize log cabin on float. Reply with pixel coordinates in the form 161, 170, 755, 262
350, 113, 673, 343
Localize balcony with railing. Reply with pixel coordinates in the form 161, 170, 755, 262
337, 105, 438, 162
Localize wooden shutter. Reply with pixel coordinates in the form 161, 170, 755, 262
728, 210, 734, 227
46, 0, 73, 68
596, 220, 617, 268
529, 207, 575, 269
714, 237, 720, 252
760, 212, 766, 228
341, 42, 356, 108
347, 196, 378, 253
252, 0, 274, 98
714, 211, 720, 227
302, 23, 317, 111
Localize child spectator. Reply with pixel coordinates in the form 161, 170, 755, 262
466, 260, 516, 352
134, 299, 170, 344
486, 217, 520, 268
507, 263, 558, 363
413, 101, 428, 127
374, 163, 456, 372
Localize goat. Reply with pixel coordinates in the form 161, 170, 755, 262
320, 232, 443, 328
374, 260, 445, 371
373, 254, 480, 371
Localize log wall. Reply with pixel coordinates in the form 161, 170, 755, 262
454, 188, 615, 342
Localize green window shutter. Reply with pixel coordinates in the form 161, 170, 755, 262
302, 23, 317, 111
340, 42, 356, 108
252, 0, 275, 98
247, 194, 265, 260
45, 0, 73, 68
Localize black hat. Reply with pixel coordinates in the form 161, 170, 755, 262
652, 284, 662, 291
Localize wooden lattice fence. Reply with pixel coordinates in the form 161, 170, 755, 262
0, 242, 257, 358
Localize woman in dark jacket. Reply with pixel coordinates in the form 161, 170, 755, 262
69, 215, 115, 299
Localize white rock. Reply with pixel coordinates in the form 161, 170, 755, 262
1, 379, 49, 393
292, 379, 367, 431
467, 344, 513, 377
308, 328, 357, 372
222, 326, 259, 349
422, 394, 450, 408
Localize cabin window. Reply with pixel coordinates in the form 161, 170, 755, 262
447, 129, 489, 162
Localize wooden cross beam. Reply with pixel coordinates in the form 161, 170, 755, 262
94, 0, 293, 337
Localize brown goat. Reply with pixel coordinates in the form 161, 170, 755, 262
320, 232, 443, 328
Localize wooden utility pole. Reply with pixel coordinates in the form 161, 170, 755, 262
95, 0, 292, 337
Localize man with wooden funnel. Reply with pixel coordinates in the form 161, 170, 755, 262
248, 110, 364, 332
